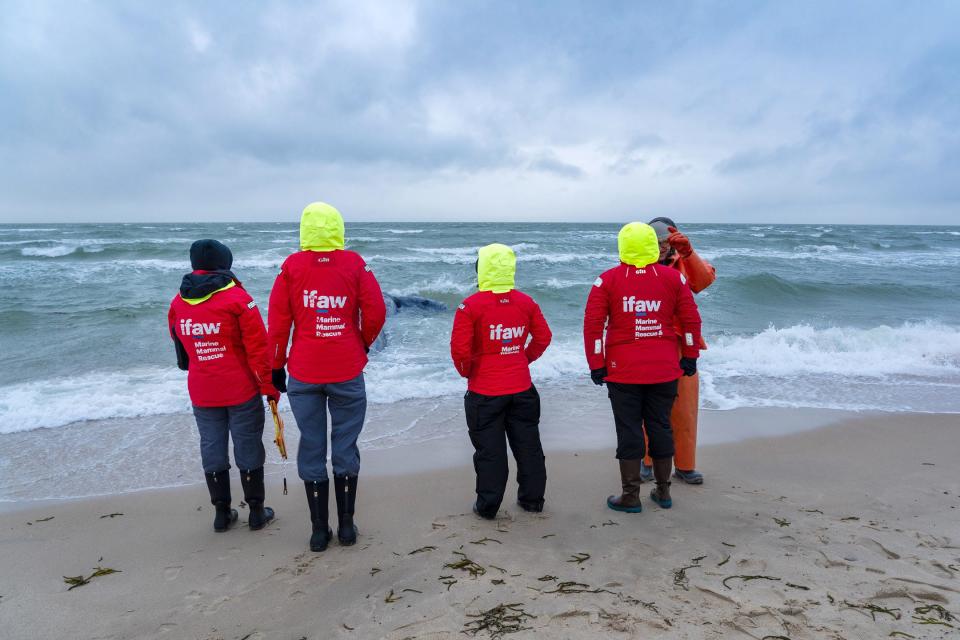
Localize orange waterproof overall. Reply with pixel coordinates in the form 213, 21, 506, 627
643, 250, 715, 471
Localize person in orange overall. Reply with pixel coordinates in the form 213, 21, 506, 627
640, 217, 716, 485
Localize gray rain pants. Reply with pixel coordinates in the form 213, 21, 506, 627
288, 373, 366, 482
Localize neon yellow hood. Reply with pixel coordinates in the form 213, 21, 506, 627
477, 243, 516, 293
180, 280, 236, 305
300, 202, 345, 252
618, 222, 660, 268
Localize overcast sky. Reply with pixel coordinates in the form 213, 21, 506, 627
1, 1, 958, 223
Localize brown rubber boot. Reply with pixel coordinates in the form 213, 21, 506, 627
650, 458, 673, 508
607, 459, 643, 513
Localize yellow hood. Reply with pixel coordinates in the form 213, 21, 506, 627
618, 222, 660, 268
300, 202, 345, 252
477, 243, 516, 293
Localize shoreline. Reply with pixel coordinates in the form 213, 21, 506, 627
1, 410, 958, 639
1, 397, 865, 508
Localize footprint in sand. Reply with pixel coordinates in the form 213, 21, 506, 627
163, 565, 183, 581
202, 595, 230, 614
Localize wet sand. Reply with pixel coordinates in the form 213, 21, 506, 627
1, 410, 958, 639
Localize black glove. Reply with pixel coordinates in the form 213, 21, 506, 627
679, 357, 697, 377
272, 367, 287, 393
590, 367, 608, 386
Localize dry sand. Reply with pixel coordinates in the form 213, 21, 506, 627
1, 410, 958, 639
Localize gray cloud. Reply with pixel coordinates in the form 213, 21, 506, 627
0, 0, 958, 223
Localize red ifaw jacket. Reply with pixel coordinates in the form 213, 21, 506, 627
168, 279, 273, 407
451, 290, 552, 396
583, 262, 702, 385
267, 250, 386, 384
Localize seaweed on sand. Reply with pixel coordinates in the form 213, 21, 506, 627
444, 551, 486, 577
722, 575, 781, 590
543, 581, 615, 595
841, 600, 901, 621
438, 575, 457, 590
912, 603, 955, 627
463, 603, 535, 638
63, 566, 121, 591
408, 545, 437, 555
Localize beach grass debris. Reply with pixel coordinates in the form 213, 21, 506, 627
721, 541, 736, 548
718, 555, 731, 567
889, 632, 916, 639
438, 575, 458, 591
63, 575, 90, 590
912, 603, 955, 627
691, 555, 706, 564
773, 517, 791, 528
673, 565, 700, 591
370, 567, 381, 576
27, 516, 55, 525
401, 588, 422, 594
543, 581, 615, 595
802, 508, 824, 514
432, 521, 447, 529
722, 574, 781, 590
785, 582, 810, 591
342, 623, 355, 631
99, 513, 124, 519
541, 533, 556, 539
601, 520, 619, 527
445, 551, 486, 577
63, 565, 121, 591
537, 575, 558, 582
492, 579, 505, 585
408, 545, 437, 555
842, 600, 901, 621
567, 553, 590, 564
489, 564, 507, 574
462, 603, 535, 639
761, 636, 792, 640
840, 516, 861, 521
471, 537, 503, 545
384, 589, 402, 603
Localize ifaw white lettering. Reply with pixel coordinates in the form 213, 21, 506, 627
302, 290, 348, 309
622, 296, 662, 313
179, 319, 222, 336
489, 324, 526, 341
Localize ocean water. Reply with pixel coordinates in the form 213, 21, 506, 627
1, 222, 959, 499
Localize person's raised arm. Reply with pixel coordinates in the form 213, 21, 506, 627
669, 226, 716, 293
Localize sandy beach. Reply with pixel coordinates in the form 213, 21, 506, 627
1, 409, 958, 639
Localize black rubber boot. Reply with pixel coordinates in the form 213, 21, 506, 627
650, 458, 673, 509
607, 459, 643, 513
305, 480, 332, 552
240, 467, 275, 530
204, 470, 238, 532
334, 474, 358, 546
